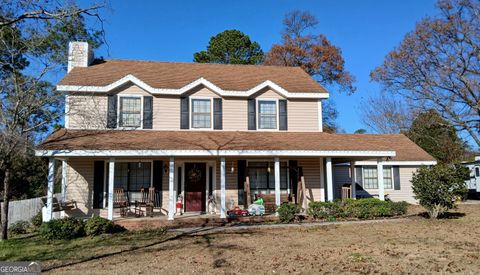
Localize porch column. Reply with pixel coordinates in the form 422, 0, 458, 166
168, 157, 175, 220
274, 157, 281, 209
326, 157, 333, 201
45, 158, 55, 222
61, 160, 67, 202
319, 157, 325, 202
220, 157, 226, 218
377, 160, 385, 201
107, 159, 115, 221
350, 161, 356, 199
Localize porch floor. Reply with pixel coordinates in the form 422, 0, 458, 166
114, 212, 279, 231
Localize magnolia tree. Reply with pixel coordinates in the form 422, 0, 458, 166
412, 164, 468, 218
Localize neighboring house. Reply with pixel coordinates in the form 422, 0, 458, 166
35, 42, 436, 221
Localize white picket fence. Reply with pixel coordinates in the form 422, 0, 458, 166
1, 193, 61, 225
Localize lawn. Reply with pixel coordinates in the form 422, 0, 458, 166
0, 228, 173, 270
2, 204, 480, 274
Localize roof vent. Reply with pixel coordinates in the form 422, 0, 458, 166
67, 41, 94, 72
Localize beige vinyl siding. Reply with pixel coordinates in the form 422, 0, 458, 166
298, 158, 323, 202
153, 95, 180, 130
66, 158, 95, 215
68, 94, 108, 129
67, 84, 322, 131
223, 98, 248, 130
255, 88, 286, 99
288, 99, 319, 131
187, 86, 220, 98
114, 83, 150, 96
333, 165, 420, 204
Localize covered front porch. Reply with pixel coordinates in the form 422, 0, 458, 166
40, 154, 394, 222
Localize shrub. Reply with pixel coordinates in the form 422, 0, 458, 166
307, 198, 409, 220
39, 217, 85, 240
8, 220, 30, 235
85, 216, 125, 236
307, 201, 343, 220
277, 203, 300, 223
412, 164, 468, 218
30, 211, 43, 229
391, 201, 409, 216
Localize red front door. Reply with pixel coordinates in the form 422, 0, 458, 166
184, 163, 207, 212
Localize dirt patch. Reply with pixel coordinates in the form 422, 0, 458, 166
51, 204, 480, 274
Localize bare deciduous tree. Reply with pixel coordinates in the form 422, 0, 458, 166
360, 95, 414, 134
371, 0, 480, 146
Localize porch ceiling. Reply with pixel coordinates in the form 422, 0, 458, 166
35, 129, 435, 162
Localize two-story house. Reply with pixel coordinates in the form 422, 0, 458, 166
36, 42, 436, 221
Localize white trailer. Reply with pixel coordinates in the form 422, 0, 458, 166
464, 156, 480, 194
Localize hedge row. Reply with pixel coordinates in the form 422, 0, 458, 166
278, 198, 409, 223
307, 198, 409, 220
39, 216, 125, 240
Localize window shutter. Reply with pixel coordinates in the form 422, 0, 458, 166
180, 96, 189, 129
355, 167, 363, 190
213, 98, 223, 130
143, 96, 153, 129
279, 100, 288, 130
107, 94, 117, 128
248, 98, 256, 130
237, 160, 247, 206
393, 166, 400, 190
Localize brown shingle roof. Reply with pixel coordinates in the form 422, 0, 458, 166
58, 60, 327, 93
37, 129, 435, 162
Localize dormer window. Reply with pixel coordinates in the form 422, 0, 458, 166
191, 98, 212, 128
258, 100, 277, 129
119, 96, 142, 127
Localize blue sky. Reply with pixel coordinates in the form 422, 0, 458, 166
87, 0, 439, 133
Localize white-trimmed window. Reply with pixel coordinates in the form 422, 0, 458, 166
191, 98, 211, 128
363, 166, 393, 189
119, 96, 141, 127
258, 100, 277, 129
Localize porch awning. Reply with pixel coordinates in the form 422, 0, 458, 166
35, 129, 435, 162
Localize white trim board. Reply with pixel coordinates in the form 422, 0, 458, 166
36, 149, 396, 158
335, 161, 437, 166
57, 76, 329, 99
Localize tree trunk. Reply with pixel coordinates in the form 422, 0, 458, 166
1, 168, 10, 240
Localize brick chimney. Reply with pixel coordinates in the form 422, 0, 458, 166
67, 41, 94, 72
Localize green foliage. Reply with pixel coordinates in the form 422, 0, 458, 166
8, 221, 30, 235
407, 110, 467, 164
307, 201, 343, 219
412, 164, 468, 218
30, 212, 43, 229
308, 198, 408, 220
194, 29, 264, 64
85, 216, 125, 236
277, 203, 301, 223
39, 217, 85, 240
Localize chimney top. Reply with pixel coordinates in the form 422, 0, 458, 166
67, 41, 94, 73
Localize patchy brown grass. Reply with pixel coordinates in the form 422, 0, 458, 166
50, 204, 480, 274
